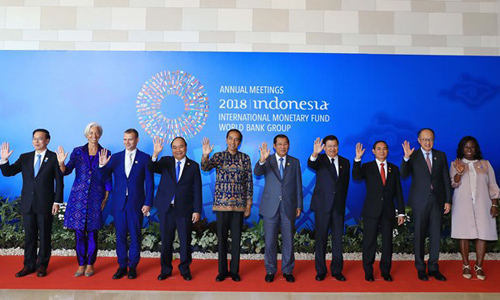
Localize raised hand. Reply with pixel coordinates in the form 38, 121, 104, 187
56, 146, 68, 165
99, 149, 111, 166
453, 158, 465, 174
312, 137, 324, 157
402, 140, 414, 159
1, 142, 14, 161
202, 137, 214, 157
152, 136, 164, 158
355, 142, 365, 160
259, 142, 270, 163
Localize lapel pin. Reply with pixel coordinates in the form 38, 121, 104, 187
340, 166, 343, 169
388, 167, 392, 173
287, 162, 290, 166
434, 157, 437, 160
44, 157, 48, 162
187, 162, 190, 166
135, 161, 138, 164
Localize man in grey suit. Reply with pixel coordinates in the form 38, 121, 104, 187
254, 134, 303, 283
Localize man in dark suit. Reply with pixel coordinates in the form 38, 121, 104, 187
0, 129, 63, 277
352, 141, 405, 282
400, 128, 452, 281
254, 134, 303, 283
308, 135, 350, 281
99, 129, 154, 280
148, 136, 202, 281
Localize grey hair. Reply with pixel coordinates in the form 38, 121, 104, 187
84, 122, 103, 138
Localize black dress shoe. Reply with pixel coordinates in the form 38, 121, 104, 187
283, 273, 295, 283
428, 270, 446, 281
315, 273, 326, 281
417, 270, 429, 281
112, 267, 128, 279
230, 272, 241, 282
182, 273, 192, 281
382, 273, 393, 282
157, 273, 171, 281
365, 273, 374, 282
36, 266, 47, 278
127, 268, 137, 279
332, 273, 346, 281
215, 273, 228, 282
15, 267, 35, 278
265, 273, 275, 282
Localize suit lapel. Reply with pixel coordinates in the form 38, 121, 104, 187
282, 157, 292, 181
270, 155, 281, 181
178, 157, 191, 183
36, 151, 51, 177
169, 157, 177, 182
28, 151, 35, 178
323, 155, 336, 181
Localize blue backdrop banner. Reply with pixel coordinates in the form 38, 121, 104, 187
1, 51, 499, 229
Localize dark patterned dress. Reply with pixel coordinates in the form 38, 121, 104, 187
63, 144, 112, 230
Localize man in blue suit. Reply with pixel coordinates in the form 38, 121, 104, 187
254, 134, 303, 283
99, 128, 154, 279
148, 136, 202, 281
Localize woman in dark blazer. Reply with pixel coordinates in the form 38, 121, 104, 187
57, 122, 111, 277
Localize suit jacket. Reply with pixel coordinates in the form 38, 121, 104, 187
352, 160, 404, 218
400, 148, 452, 209
308, 154, 350, 214
148, 156, 202, 217
1, 150, 63, 214
254, 154, 303, 221
100, 149, 154, 212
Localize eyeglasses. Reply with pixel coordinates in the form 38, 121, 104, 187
32, 137, 45, 142
420, 138, 434, 143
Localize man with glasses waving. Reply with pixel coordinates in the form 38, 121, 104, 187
401, 128, 452, 281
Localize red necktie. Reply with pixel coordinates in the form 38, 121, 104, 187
380, 163, 386, 186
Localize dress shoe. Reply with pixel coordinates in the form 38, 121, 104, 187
127, 268, 137, 279
157, 273, 171, 281
417, 270, 429, 281
315, 273, 326, 281
215, 273, 228, 282
265, 273, 275, 282
283, 273, 295, 283
365, 273, 374, 282
382, 273, 393, 282
36, 266, 47, 277
112, 267, 128, 279
230, 272, 241, 282
84, 265, 94, 277
182, 273, 192, 281
332, 273, 346, 281
74, 266, 85, 277
428, 270, 446, 281
15, 267, 35, 278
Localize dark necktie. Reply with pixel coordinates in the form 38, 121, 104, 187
279, 157, 284, 179
176, 161, 181, 182
331, 158, 338, 180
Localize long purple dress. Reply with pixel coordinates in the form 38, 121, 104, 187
64, 144, 111, 230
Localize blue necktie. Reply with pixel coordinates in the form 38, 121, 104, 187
176, 161, 181, 182
34, 154, 41, 177
279, 157, 284, 179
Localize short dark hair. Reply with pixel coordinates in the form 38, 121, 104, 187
170, 136, 187, 148
418, 128, 435, 138
124, 128, 139, 138
226, 129, 243, 142
33, 129, 50, 140
323, 135, 338, 145
372, 140, 388, 150
273, 134, 289, 145
456, 136, 482, 160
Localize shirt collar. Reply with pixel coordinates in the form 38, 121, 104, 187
126, 149, 137, 156
176, 156, 187, 164
35, 149, 47, 156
